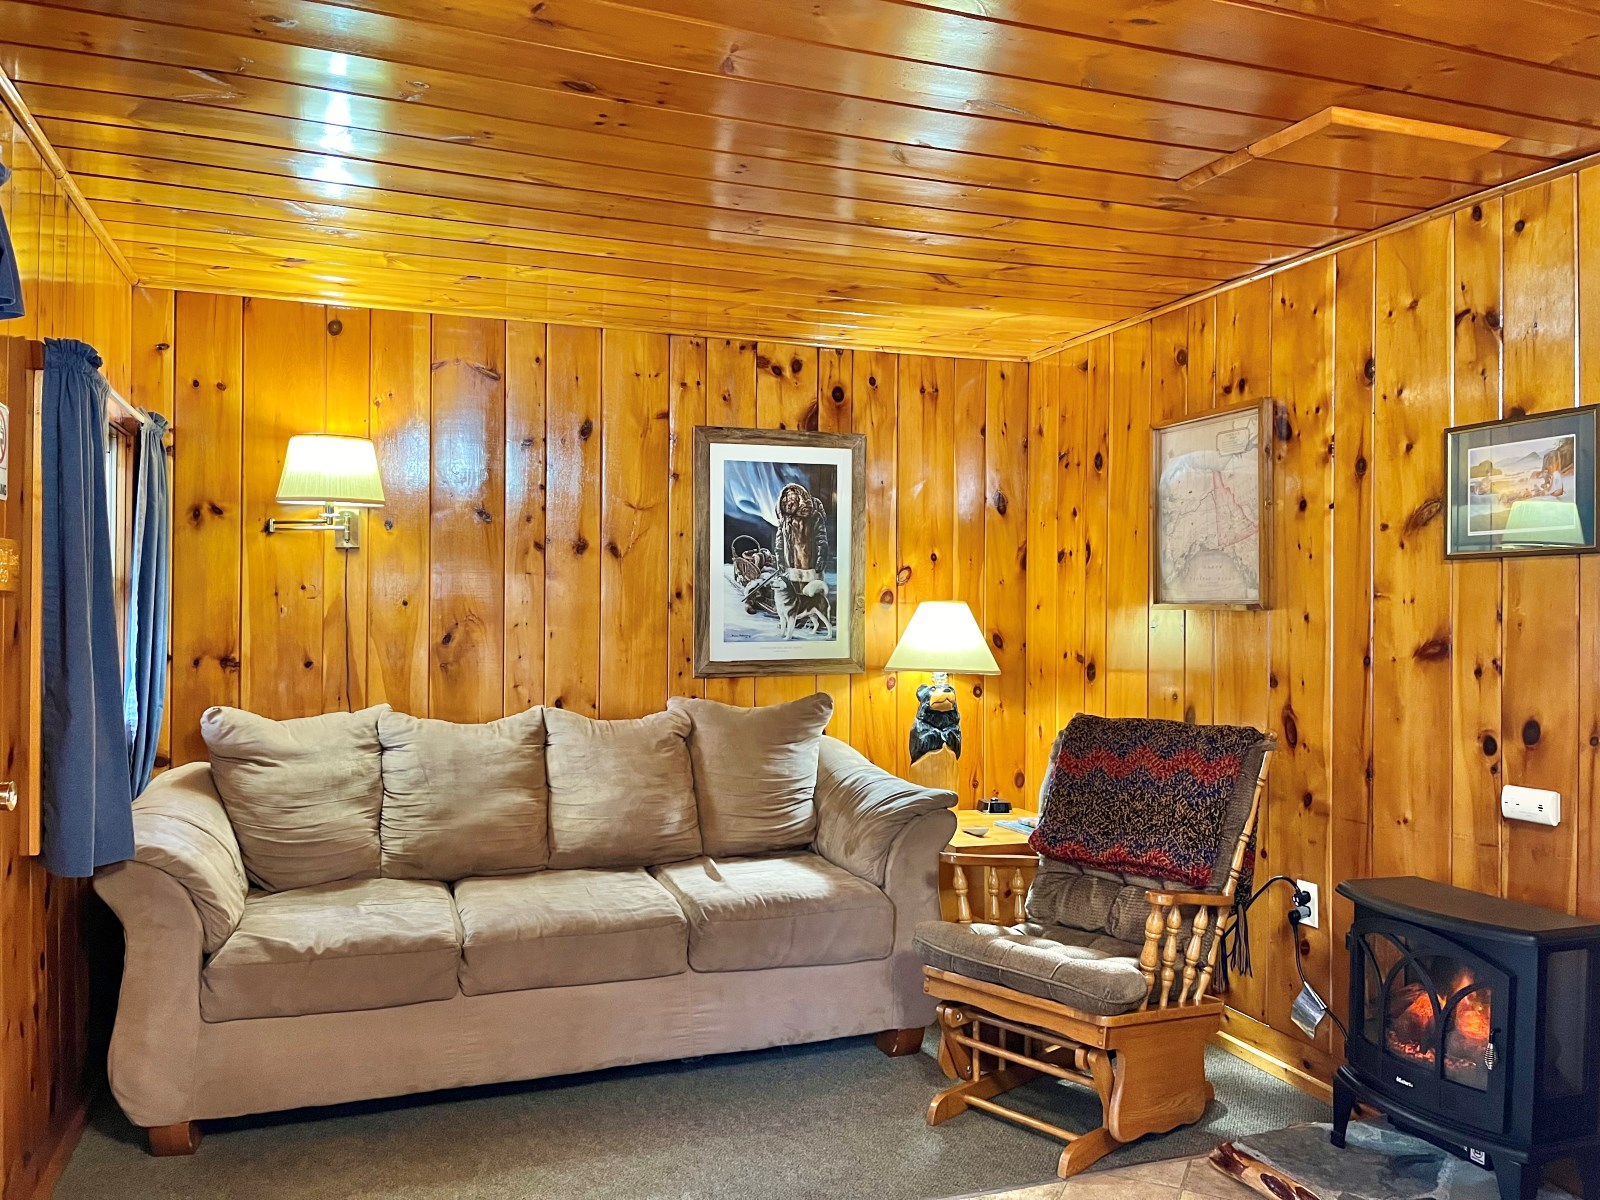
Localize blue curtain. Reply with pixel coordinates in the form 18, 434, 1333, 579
40, 338, 133, 877
0, 163, 22, 320
123, 411, 170, 793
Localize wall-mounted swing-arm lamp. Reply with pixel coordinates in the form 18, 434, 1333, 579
265, 434, 385, 550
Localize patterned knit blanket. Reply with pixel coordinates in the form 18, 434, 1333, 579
1028, 714, 1270, 896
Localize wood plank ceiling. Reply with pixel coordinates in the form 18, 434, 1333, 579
4, 0, 1600, 357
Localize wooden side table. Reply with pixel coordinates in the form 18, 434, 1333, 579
938, 809, 1039, 923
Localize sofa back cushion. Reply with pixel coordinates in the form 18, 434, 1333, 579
200, 705, 386, 892
377, 707, 548, 881
667, 694, 832, 856
544, 707, 701, 869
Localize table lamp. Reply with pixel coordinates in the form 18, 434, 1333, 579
266, 434, 386, 550
885, 600, 999, 768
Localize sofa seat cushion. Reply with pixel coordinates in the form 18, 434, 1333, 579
913, 920, 1150, 1017
454, 870, 688, 995
201, 878, 461, 1022
652, 852, 893, 972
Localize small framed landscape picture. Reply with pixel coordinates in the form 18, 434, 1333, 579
693, 426, 866, 677
1445, 407, 1599, 558
1150, 400, 1271, 609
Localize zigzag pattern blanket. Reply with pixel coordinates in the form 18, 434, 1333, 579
1028, 714, 1268, 896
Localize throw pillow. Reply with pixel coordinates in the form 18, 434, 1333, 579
544, 707, 701, 869
201, 705, 387, 892
377, 707, 548, 881
667, 693, 832, 856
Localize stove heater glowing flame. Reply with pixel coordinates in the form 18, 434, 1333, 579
1384, 968, 1492, 1087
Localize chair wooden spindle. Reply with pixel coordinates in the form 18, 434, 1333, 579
1158, 903, 1183, 1009
1138, 902, 1164, 1005
985, 866, 1000, 923
953, 865, 971, 924
1181, 905, 1209, 1005
1011, 867, 1025, 924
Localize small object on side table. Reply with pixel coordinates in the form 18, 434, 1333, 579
977, 791, 1011, 814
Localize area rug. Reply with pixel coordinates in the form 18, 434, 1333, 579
58, 1034, 1328, 1200
1210, 1122, 1575, 1200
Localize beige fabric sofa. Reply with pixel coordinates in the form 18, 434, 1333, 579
94, 700, 957, 1153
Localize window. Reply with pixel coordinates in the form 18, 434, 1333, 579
103, 415, 136, 664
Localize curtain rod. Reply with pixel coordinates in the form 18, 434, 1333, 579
25, 339, 151, 429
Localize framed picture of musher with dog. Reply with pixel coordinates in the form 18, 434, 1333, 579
693, 426, 867, 677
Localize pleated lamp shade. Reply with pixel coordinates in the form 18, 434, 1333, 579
884, 601, 1000, 675
275, 435, 386, 507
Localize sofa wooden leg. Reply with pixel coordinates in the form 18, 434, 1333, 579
875, 1027, 925, 1057
148, 1122, 201, 1156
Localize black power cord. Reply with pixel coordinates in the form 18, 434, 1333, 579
1227, 874, 1350, 1041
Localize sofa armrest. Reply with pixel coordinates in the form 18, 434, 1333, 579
126, 761, 248, 954
813, 736, 957, 886
93, 859, 206, 1127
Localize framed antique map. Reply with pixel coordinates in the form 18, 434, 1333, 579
1150, 400, 1272, 609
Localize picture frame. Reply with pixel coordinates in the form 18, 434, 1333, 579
1149, 398, 1273, 610
693, 426, 866, 677
1445, 406, 1600, 559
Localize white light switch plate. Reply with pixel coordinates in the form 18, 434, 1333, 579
1296, 879, 1320, 929
1501, 784, 1561, 827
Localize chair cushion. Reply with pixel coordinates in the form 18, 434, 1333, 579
453, 869, 688, 995
1026, 858, 1155, 945
1029, 715, 1271, 894
652, 852, 893, 972
201, 705, 387, 892
201, 878, 460, 1022
544, 708, 702, 869
668, 693, 832, 857
914, 920, 1151, 1016
378, 707, 548, 881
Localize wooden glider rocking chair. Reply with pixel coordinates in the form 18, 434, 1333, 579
913, 716, 1273, 1178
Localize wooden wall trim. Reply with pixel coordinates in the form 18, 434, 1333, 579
0, 66, 136, 287
5, 1099, 88, 1200
1032, 144, 1600, 361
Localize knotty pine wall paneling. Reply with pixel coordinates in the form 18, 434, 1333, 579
1036, 163, 1600, 1082
154, 294, 1037, 809
1, 108, 133, 1199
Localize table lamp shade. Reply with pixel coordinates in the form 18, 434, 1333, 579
885, 601, 1000, 675
276, 435, 386, 507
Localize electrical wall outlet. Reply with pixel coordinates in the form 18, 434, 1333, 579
1501, 784, 1561, 827
1296, 879, 1320, 929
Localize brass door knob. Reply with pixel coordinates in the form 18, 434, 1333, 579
0, 781, 16, 812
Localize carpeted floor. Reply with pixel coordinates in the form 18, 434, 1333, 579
57, 1034, 1328, 1200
